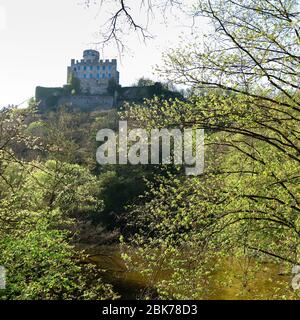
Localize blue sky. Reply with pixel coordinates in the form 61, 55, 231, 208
0, 0, 209, 107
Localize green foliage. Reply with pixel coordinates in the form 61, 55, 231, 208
135, 77, 156, 87
0, 222, 116, 300
0, 159, 117, 299
0, 108, 119, 299
68, 75, 81, 94
93, 167, 148, 228
120, 87, 299, 298
3, 0, 300, 299
118, 0, 300, 299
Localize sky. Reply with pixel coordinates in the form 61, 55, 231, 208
0, 0, 209, 107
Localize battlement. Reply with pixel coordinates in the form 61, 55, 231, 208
99, 59, 117, 64
71, 59, 117, 66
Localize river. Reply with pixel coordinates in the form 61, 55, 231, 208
77, 244, 293, 300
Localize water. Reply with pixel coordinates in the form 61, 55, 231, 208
79, 244, 293, 300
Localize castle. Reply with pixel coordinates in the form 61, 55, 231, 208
67, 49, 120, 95
36, 50, 181, 111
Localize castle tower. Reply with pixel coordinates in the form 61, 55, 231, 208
67, 50, 120, 95
83, 49, 100, 62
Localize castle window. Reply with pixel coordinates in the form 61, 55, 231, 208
84, 66, 87, 71
108, 65, 112, 70
90, 66, 93, 70
90, 74, 93, 78
102, 66, 105, 70
97, 73, 100, 79
108, 73, 111, 78
97, 66, 100, 70
74, 67, 77, 71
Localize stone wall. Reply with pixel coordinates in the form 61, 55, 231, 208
56, 95, 114, 110
36, 83, 183, 113
78, 78, 108, 95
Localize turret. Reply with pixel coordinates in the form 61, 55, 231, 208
83, 49, 100, 62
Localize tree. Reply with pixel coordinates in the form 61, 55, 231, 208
69, 74, 81, 94
0, 107, 117, 300
84, 0, 184, 50
118, 0, 300, 299
135, 77, 155, 87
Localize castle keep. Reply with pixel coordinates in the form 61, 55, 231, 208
67, 50, 120, 95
